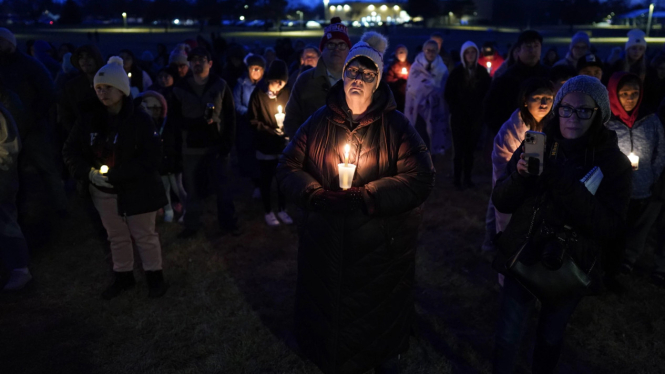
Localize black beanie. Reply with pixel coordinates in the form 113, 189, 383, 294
245, 53, 266, 69
516, 30, 543, 47
265, 59, 288, 83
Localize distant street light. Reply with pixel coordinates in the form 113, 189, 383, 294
323, 0, 329, 20
296, 10, 304, 31
122, 12, 127, 28
647, 3, 655, 37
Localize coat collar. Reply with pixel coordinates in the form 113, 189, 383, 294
325, 80, 396, 129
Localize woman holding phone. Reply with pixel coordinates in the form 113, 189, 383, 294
491, 76, 632, 373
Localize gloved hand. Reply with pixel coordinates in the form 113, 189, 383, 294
89, 167, 114, 188
309, 187, 366, 213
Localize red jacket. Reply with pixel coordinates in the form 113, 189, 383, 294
478, 52, 505, 77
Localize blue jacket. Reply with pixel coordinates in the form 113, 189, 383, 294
233, 75, 256, 117
605, 113, 665, 199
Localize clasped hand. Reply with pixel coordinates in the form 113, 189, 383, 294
309, 187, 365, 213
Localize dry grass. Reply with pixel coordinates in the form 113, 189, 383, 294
1, 154, 664, 374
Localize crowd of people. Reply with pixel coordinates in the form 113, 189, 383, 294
1, 19, 664, 374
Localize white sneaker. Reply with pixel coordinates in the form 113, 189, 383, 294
178, 210, 185, 224
264, 212, 280, 226
164, 209, 174, 223
252, 187, 261, 200
3, 268, 32, 291
277, 210, 293, 225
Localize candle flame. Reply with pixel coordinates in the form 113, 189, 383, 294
100, 165, 109, 174
344, 144, 350, 166
278, 105, 283, 114
128, 72, 132, 78
486, 62, 492, 68
401, 67, 407, 74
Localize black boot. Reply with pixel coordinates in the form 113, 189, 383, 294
145, 270, 168, 298
101, 271, 135, 300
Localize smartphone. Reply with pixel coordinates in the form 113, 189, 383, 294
524, 130, 547, 176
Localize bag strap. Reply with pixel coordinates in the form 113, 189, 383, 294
507, 204, 540, 268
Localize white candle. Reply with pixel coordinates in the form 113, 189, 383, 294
100, 165, 109, 174
401, 67, 408, 75
339, 143, 355, 190
275, 105, 285, 130
486, 61, 492, 74
628, 152, 639, 170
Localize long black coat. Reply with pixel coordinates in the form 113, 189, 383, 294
277, 81, 435, 374
492, 126, 632, 292
63, 96, 166, 216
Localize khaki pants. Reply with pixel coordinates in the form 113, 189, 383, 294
90, 185, 162, 272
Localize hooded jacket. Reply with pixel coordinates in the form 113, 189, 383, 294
277, 80, 435, 374
404, 52, 450, 154
491, 109, 528, 233
444, 41, 491, 125
247, 79, 289, 155
63, 96, 167, 216
605, 72, 665, 199
478, 51, 504, 77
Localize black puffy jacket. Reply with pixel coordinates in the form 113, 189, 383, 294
492, 125, 632, 293
63, 96, 166, 216
277, 81, 435, 374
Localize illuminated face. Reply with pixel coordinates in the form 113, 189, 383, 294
248, 65, 264, 82
95, 84, 125, 107
395, 47, 407, 62
268, 80, 285, 94
525, 89, 554, 122
343, 59, 377, 106
618, 82, 640, 113
423, 42, 439, 63
301, 48, 320, 68
141, 96, 163, 120
559, 92, 597, 140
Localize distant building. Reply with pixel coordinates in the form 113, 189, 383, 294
326, 0, 411, 26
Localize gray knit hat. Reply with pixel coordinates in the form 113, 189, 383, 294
553, 75, 611, 124
343, 31, 388, 90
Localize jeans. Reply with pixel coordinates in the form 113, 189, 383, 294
0, 199, 29, 270
258, 159, 285, 214
451, 119, 480, 183
493, 277, 581, 374
483, 197, 497, 251
182, 153, 236, 230
161, 173, 187, 214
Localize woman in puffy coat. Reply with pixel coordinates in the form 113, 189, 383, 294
491, 76, 632, 373
444, 40, 491, 188
277, 32, 435, 374
63, 57, 167, 300
604, 72, 665, 284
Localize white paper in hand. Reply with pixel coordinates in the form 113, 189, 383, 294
580, 166, 603, 195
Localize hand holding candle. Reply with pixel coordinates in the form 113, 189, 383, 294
275, 105, 285, 133
338, 143, 356, 190
628, 152, 639, 170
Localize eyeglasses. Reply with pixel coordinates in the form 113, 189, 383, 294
326, 42, 348, 51
558, 105, 598, 120
250, 67, 263, 72
344, 66, 378, 83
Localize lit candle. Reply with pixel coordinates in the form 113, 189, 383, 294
275, 105, 285, 130
100, 165, 109, 174
401, 67, 408, 75
628, 152, 639, 170
486, 61, 492, 74
128, 72, 132, 79
344, 143, 350, 166
338, 143, 356, 190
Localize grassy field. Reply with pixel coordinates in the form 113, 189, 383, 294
1, 153, 664, 374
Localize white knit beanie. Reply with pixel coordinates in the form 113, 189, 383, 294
0, 28, 16, 48
94, 56, 131, 97
343, 32, 389, 90
625, 29, 647, 50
